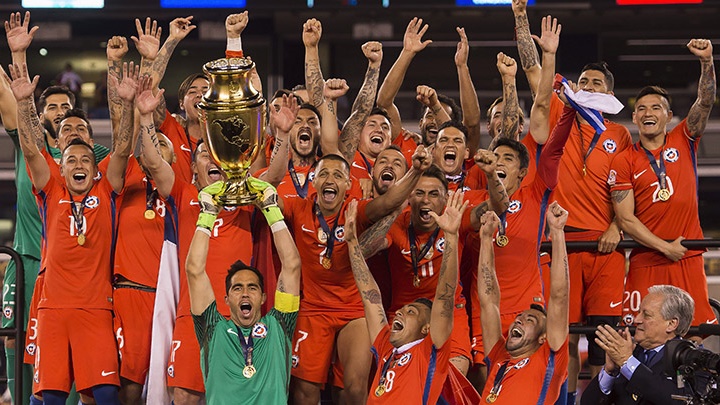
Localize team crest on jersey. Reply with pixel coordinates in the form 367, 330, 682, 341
602, 139, 617, 154
397, 352, 412, 366
251, 322, 268, 339
26, 343, 36, 356
167, 365, 175, 378
607, 170, 617, 187
93, 171, 102, 181
663, 148, 679, 163
623, 313, 635, 326
516, 358, 530, 369
292, 355, 299, 368
435, 237, 445, 253
507, 200, 522, 214
334, 226, 345, 242
223, 206, 237, 212
461, 186, 471, 192
3, 306, 12, 319
308, 171, 316, 182
84, 196, 99, 209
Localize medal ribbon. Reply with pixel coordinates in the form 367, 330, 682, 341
408, 224, 441, 282
315, 202, 342, 262
359, 152, 373, 176
145, 180, 158, 213
377, 349, 398, 389
68, 188, 92, 239
575, 119, 602, 175
641, 146, 667, 190
497, 212, 508, 238
489, 361, 510, 397
445, 172, 465, 191
236, 327, 254, 368
288, 160, 312, 199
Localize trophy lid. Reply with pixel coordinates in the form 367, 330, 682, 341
203, 57, 254, 73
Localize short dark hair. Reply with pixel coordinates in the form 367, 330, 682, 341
299, 103, 322, 125
635, 85, 672, 108
414, 297, 433, 310
530, 303, 547, 316
317, 153, 351, 174
38, 85, 75, 111
193, 138, 205, 162
581, 62, 615, 92
437, 120, 469, 142
436, 94, 463, 122
421, 165, 449, 192
63, 138, 96, 164
485, 96, 525, 127
492, 137, 530, 170
368, 107, 392, 124
291, 84, 307, 92
177, 73, 209, 104
272, 89, 303, 106
378, 144, 409, 170
225, 260, 264, 294
61, 108, 94, 139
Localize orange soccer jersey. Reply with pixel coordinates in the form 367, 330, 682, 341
282, 197, 372, 315
368, 326, 451, 405
549, 94, 632, 232
464, 134, 541, 191
113, 157, 167, 287
160, 110, 198, 184
393, 128, 419, 165
609, 118, 705, 266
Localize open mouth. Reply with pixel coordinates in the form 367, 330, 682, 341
379, 170, 395, 186
642, 118, 657, 128
240, 302, 252, 316
510, 326, 524, 338
496, 170, 507, 179
419, 208, 432, 221
207, 167, 223, 182
322, 187, 338, 203
298, 129, 312, 147
72, 172, 87, 183
370, 135, 384, 145
392, 319, 404, 332
443, 151, 457, 166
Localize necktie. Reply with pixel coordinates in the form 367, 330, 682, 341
643, 349, 657, 366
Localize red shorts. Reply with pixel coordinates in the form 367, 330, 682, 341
24, 273, 44, 366
113, 287, 155, 384
291, 311, 364, 384
166, 315, 205, 393
623, 254, 716, 326
35, 308, 120, 393
568, 249, 625, 324
471, 311, 521, 364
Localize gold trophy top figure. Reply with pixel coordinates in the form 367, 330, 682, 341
198, 57, 266, 206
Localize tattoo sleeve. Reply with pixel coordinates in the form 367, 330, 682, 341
515, 14, 540, 70
435, 240, 456, 319
304, 46, 325, 108
358, 209, 400, 258
611, 189, 630, 204
107, 60, 124, 129
348, 240, 388, 327
500, 78, 520, 140
338, 65, 380, 161
687, 58, 716, 138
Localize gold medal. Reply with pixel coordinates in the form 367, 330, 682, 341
496, 234, 509, 247
374, 384, 386, 397
322, 256, 332, 269
144, 209, 156, 220
413, 274, 421, 288
77, 234, 86, 246
318, 229, 328, 244
658, 188, 670, 202
242, 365, 256, 378
424, 247, 434, 260
486, 392, 498, 403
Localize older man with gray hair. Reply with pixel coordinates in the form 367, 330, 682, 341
581, 285, 696, 404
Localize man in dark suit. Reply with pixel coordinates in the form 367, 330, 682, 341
581, 285, 695, 404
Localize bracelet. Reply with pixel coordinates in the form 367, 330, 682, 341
227, 36, 242, 52
270, 221, 288, 233
196, 226, 212, 236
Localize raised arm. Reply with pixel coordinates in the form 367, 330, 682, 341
225, 12, 248, 58
686, 39, 715, 139
260, 95, 300, 185
612, 188, 687, 263
512, 0, 541, 99
455, 27, 481, 153
106, 62, 139, 194
0, 66, 18, 131
303, 18, 325, 108
416, 85, 451, 127
470, 149, 510, 230
337, 41, 382, 162
317, 78, 349, 156
345, 199, 388, 343
528, 15, 561, 145
545, 201, 569, 351
496, 52, 520, 140
477, 211, 503, 353
106, 35, 129, 132
365, 145, 432, 222
5, 12, 38, 68
187, 182, 225, 315
136, 75, 174, 198
376, 17, 431, 139
134, 17, 162, 78
428, 190, 467, 347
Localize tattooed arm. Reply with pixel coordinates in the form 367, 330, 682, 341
106, 36, 129, 133
6, 64, 49, 190
477, 211, 502, 354
357, 209, 397, 259
469, 149, 510, 230
318, 78, 349, 156
513, 0, 541, 99
345, 200, 388, 343
686, 39, 716, 139
429, 190, 467, 348
528, 15, 561, 145
338, 42, 382, 162
259, 95, 299, 186
106, 62, 139, 194
455, 27, 481, 154
136, 76, 175, 198
612, 188, 687, 263
496, 52, 521, 140
545, 201, 569, 351
303, 18, 325, 108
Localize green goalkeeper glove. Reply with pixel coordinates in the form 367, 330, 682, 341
247, 176, 284, 226
196, 181, 225, 231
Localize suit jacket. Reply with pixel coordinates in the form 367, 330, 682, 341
580, 344, 692, 405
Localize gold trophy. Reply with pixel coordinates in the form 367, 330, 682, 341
198, 57, 265, 206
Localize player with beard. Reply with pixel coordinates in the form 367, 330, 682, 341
477, 202, 570, 404
281, 148, 431, 405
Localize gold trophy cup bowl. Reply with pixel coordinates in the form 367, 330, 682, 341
198, 57, 266, 206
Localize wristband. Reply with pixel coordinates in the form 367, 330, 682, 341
261, 205, 284, 226
196, 226, 211, 236
270, 221, 287, 233
197, 212, 217, 231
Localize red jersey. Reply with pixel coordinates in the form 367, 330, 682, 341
35, 161, 118, 310
549, 94, 632, 232
393, 128, 419, 165
368, 326, 451, 405
385, 210, 473, 312
167, 177, 253, 318
254, 160, 317, 199
465, 135, 540, 191
282, 197, 372, 314
113, 158, 167, 287
160, 110, 198, 184
483, 337, 569, 404
609, 118, 704, 266
350, 151, 373, 182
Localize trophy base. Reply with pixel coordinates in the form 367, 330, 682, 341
218, 178, 257, 206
